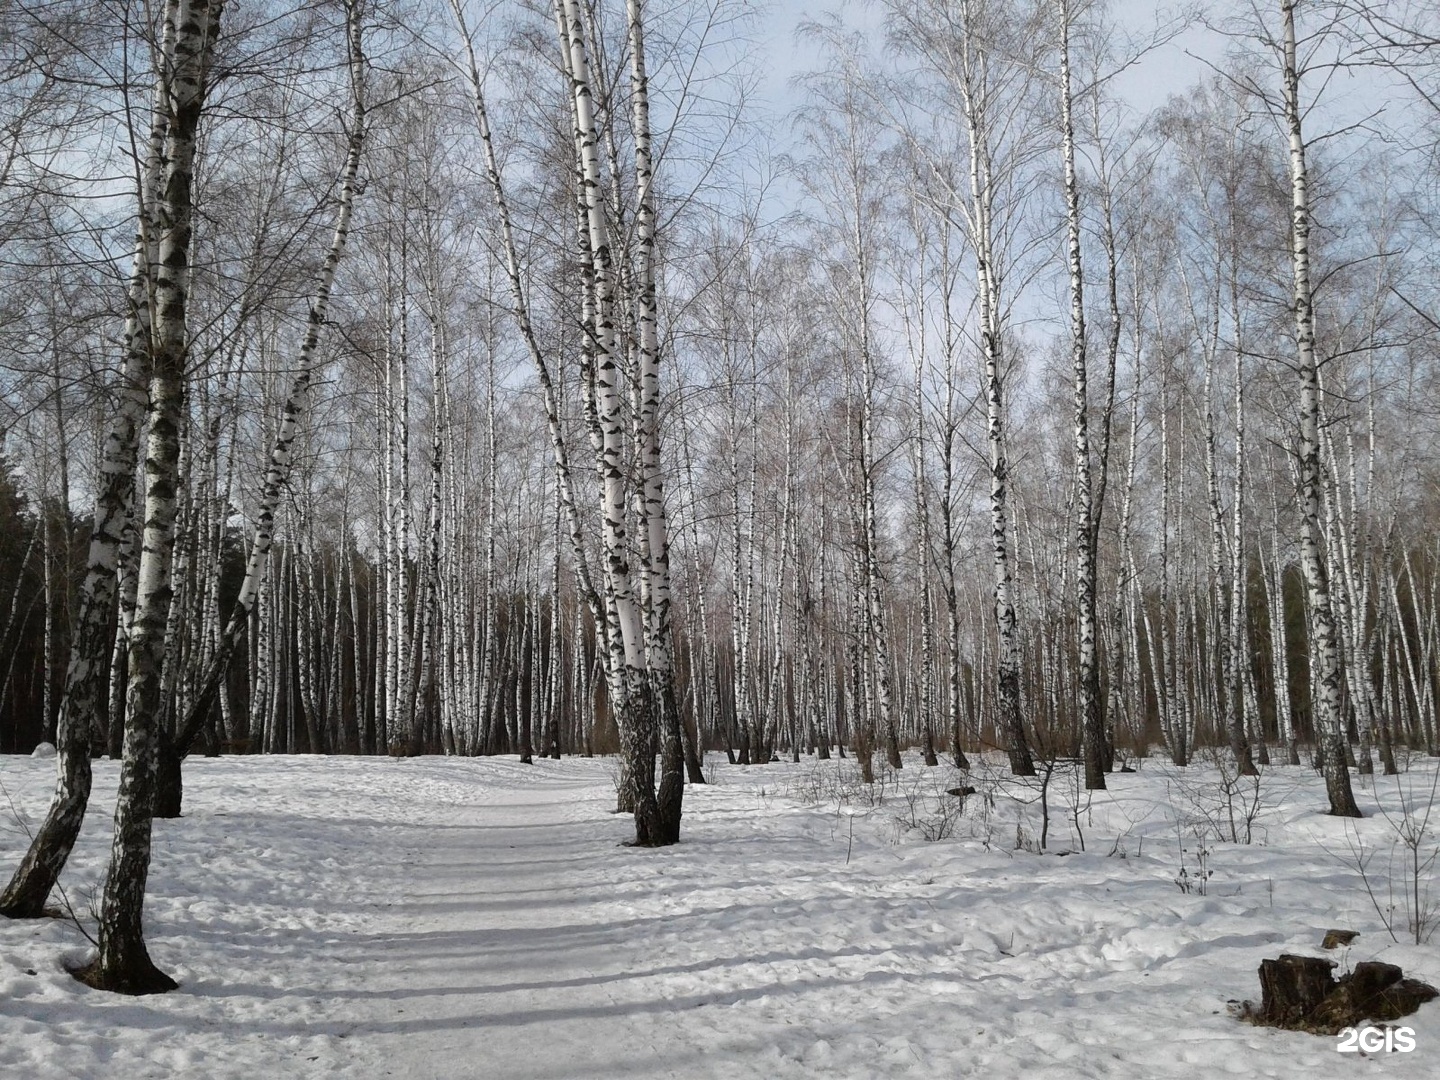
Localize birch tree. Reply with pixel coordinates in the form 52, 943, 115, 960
1056, 0, 1104, 788
155, 0, 370, 814
948, 0, 1039, 775
0, 5, 163, 917
452, 0, 685, 843
76, 0, 223, 995
1277, 0, 1360, 816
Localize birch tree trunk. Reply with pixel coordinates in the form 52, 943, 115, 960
909, 302, 939, 768
627, 0, 684, 841
77, 0, 222, 995
1280, 0, 1359, 817
955, 1, 1033, 776
0, 0, 180, 914
558, 0, 644, 688
0, 200, 153, 917
152, 0, 368, 815
459, 0, 679, 843
1158, 334, 1185, 765
1057, 0, 1104, 789
1226, 223, 1259, 775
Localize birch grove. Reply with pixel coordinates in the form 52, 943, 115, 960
2, 0, 1440, 993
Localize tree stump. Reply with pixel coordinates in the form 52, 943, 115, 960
1250, 955, 1438, 1033
1310, 961, 1438, 1032
1257, 955, 1336, 1026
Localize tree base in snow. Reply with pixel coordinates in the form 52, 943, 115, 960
70, 952, 178, 996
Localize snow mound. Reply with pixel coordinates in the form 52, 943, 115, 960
29, 742, 56, 758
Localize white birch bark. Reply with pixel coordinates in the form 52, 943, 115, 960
1057, 0, 1104, 788
956, 0, 1032, 775
163, 0, 368, 769
1226, 225, 1260, 773
627, 0, 684, 837
450, 0, 605, 632
0, 2, 177, 913
1281, 0, 1359, 816
81, 0, 222, 994
1157, 332, 1185, 765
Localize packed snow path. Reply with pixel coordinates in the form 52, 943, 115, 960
2, 754, 1438, 1078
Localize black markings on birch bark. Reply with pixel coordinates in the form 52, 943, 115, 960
158, 0, 369, 787
75, 0, 224, 995
1281, 0, 1359, 817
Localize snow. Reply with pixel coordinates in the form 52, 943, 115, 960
2, 751, 1438, 1078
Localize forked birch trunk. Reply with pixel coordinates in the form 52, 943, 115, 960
626, 0, 683, 840
0, 0, 181, 914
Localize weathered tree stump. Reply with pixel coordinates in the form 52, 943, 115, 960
1257, 955, 1336, 1026
1249, 954, 1439, 1034
1321, 929, 1358, 950
1310, 962, 1438, 1032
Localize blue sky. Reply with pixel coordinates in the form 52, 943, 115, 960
749, 0, 1220, 119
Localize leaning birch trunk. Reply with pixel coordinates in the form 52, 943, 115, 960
451, 0, 605, 627
450, 0, 613, 771
0, 0, 176, 915
153, 0, 367, 817
1281, 0, 1358, 816
0, 227, 153, 918
76, 0, 221, 995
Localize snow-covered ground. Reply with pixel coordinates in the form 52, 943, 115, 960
1, 749, 1437, 1078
